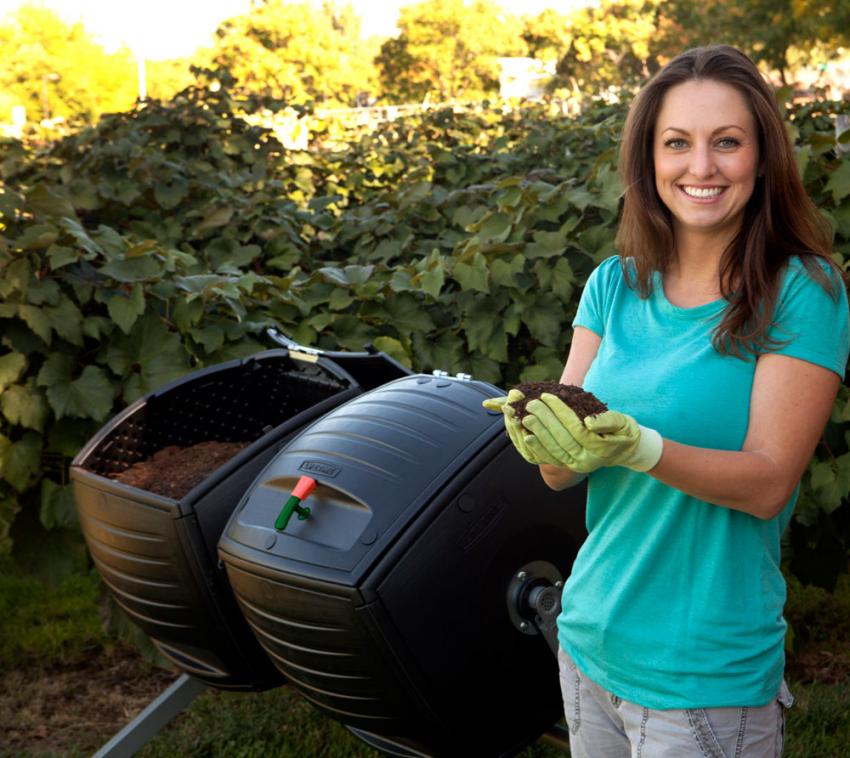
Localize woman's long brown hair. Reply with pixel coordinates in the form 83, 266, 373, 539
616, 44, 844, 358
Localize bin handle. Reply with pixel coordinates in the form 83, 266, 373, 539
267, 327, 321, 356
274, 476, 318, 531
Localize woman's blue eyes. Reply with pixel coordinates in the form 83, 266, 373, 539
663, 137, 741, 149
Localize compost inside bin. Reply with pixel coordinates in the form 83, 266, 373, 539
109, 441, 249, 499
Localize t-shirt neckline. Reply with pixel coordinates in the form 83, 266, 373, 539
652, 271, 727, 320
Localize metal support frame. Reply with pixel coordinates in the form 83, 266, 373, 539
93, 673, 207, 758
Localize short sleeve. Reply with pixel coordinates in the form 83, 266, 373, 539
765, 257, 850, 379
572, 255, 622, 338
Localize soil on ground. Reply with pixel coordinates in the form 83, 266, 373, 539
1, 640, 848, 757
0, 647, 178, 756
109, 441, 249, 499
511, 381, 608, 422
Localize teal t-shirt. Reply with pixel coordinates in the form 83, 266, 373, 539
557, 254, 850, 709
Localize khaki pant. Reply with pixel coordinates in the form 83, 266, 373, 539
558, 647, 794, 757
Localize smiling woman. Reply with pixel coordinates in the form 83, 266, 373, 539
484, 45, 850, 758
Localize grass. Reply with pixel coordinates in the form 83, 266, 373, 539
0, 560, 106, 671
1, 556, 848, 757
785, 680, 850, 758
135, 686, 566, 758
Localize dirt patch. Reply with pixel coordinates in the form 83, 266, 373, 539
786, 647, 850, 685
0, 635, 848, 757
511, 381, 607, 422
109, 441, 249, 499
0, 647, 177, 755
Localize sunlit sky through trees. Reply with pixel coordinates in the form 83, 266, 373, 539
0, 0, 589, 59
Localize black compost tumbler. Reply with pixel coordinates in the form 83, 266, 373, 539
218, 373, 587, 756
71, 346, 410, 690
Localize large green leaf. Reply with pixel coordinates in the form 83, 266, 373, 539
154, 178, 189, 210
46, 418, 99, 457
190, 323, 226, 353
371, 336, 411, 367
453, 252, 489, 292
0, 186, 23, 221
68, 179, 101, 211
412, 330, 464, 373
0, 257, 33, 298
462, 298, 496, 355
414, 250, 446, 299
195, 206, 235, 235
474, 211, 513, 243
517, 292, 566, 347
173, 298, 205, 331
826, 160, 850, 204
809, 455, 850, 513
0, 431, 42, 492
14, 224, 58, 251
26, 183, 77, 220
205, 238, 260, 271
383, 293, 436, 333
576, 225, 616, 263
16, 305, 52, 344
1, 380, 49, 432
328, 314, 376, 352
45, 295, 84, 345
104, 315, 190, 402
320, 264, 375, 287
40, 479, 79, 531
0, 352, 26, 392
490, 254, 525, 288
46, 244, 79, 269
108, 284, 146, 334
520, 346, 567, 383
99, 254, 162, 282
592, 163, 623, 214
26, 278, 61, 306
36, 353, 115, 421
59, 218, 102, 257
534, 257, 576, 303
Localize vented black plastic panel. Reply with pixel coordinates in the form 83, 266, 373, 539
72, 349, 410, 690
220, 374, 588, 753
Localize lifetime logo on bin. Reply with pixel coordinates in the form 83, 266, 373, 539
299, 460, 341, 478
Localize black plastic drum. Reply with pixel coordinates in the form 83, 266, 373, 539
72, 347, 409, 690
218, 373, 587, 752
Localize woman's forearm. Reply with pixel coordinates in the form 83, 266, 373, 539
538, 463, 587, 491
649, 439, 796, 520
538, 439, 798, 518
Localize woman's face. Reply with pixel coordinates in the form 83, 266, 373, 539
652, 79, 760, 242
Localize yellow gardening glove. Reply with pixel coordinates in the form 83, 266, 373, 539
482, 389, 560, 466
521, 393, 663, 473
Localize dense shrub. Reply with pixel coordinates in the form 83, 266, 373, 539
1, 82, 849, 588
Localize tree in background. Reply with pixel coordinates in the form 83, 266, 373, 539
376, 0, 526, 103
521, 7, 572, 67
145, 58, 197, 103
521, 0, 666, 97
0, 4, 139, 127
206, 0, 379, 106
655, 0, 850, 83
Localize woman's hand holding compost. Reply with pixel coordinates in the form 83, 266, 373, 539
521, 393, 663, 473
482, 390, 559, 466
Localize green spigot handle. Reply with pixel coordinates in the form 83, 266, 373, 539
274, 476, 317, 531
